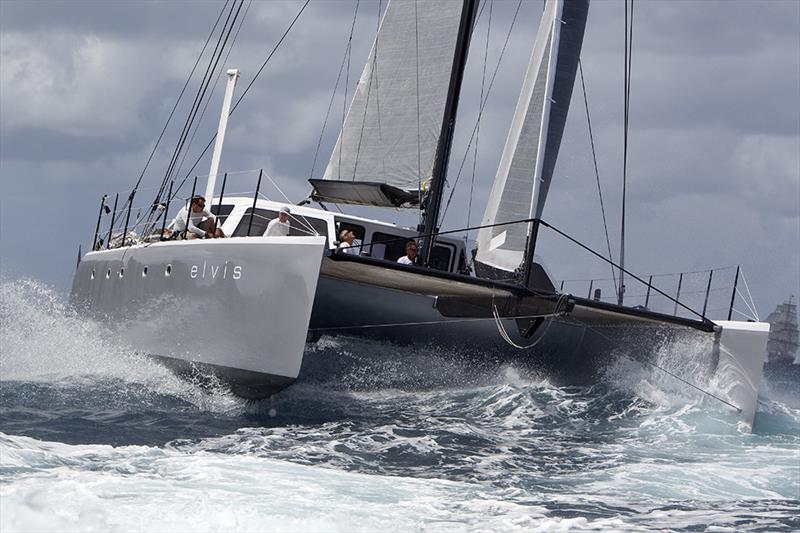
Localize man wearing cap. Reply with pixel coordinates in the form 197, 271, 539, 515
265, 206, 292, 236
337, 229, 359, 255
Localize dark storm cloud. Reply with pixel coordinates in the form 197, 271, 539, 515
0, 0, 797, 318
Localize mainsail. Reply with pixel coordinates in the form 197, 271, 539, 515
311, 0, 472, 208
475, 0, 589, 277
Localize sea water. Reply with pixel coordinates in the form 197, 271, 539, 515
1, 279, 798, 532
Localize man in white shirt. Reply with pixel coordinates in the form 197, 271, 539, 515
265, 206, 291, 236
337, 229, 359, 255
397, 241, 418, 265
171, 196, 222, 239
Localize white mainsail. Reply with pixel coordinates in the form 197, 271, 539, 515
475, 0, 589, 275
315, 0, 469, 207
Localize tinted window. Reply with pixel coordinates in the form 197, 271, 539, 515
335, 221, 366, 253
371, 232, 411, 262
210, 204, 234, 226
430, 244, 454, 272
233, 208, 328, 243
335, 221, 365, 242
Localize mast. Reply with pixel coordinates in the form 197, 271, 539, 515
418, 0, 479, 267
205, 69, 240, 203
521, 1, 564, 288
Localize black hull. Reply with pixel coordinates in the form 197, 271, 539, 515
151, 355, 296, 399
308, 271, 717, 386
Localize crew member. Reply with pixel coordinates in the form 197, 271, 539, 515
170, 196, 223, 239
397, 241, 417, 265
337, 229, 359, 255
265, 206, 292, 236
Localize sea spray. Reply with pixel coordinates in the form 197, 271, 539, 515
1, 278, 798, 531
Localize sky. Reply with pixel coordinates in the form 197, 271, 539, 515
1, 0, 798, 322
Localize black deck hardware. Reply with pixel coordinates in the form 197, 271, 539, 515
160, 180, 174, 241
247, 170, 263, 236
92, 194, 107, 251
106, 193, 118, 250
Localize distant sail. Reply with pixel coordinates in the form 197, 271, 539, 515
765, 297, 799, 364
311, 0, 469, 208
475, 0, 589, 275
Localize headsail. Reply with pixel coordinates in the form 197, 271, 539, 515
311, 0, 471, 208
475, 0, 589, 278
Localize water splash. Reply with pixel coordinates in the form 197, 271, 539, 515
0, 279, 243, 415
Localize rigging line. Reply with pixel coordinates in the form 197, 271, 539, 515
160, 0, 241, 199
142, 0, 252, 234
734, 286, 758, 320
738, 269, 760, 321
170, 0, 252, 188
585, 324, 742, 413
258, 169, 319, 235
579, 59, 617, 295
619, 0, 634, 305
309, 9, 358, 181
730, 306, 758, 322
138, 0, 243, 235
169, 0, 311, 201
492, 294, 566, 350
538, 219, 709, 322
127, 0, 231, 209
440, 0, 523, 223
467, 0, 492, 241
137, 0, 238, 222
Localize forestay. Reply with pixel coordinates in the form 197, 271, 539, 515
475, 0, 589, 275
314, 0, 468, 208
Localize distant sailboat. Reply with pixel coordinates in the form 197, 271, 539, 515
765, 297, 799, 365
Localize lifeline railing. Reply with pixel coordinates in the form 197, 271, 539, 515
89, 168, 320, 250
86, 189, 759, 325
557, 265, 753, 323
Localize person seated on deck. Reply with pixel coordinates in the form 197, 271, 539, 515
337, 229, 359, 255
168, 196, 224, 239
397, 241, 418, 265
264, 206, 291, 236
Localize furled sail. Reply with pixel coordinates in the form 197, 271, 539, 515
475, 0, 589, 277
311, 0, 470, 208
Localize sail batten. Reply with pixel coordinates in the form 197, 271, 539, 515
475, 0, 589, 277
316, 0, 469, 208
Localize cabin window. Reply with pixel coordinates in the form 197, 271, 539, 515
430, 244, 454, 272
371, 232, 409, 262
335, 221, 366, 253
232, 208, 328, 243
210, 204, 234, 226
335, 221, 365, 243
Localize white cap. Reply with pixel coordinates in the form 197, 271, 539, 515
280, 206, 291, 215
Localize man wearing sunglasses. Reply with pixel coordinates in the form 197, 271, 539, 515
169, 195, 224, 239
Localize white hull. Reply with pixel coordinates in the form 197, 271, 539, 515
71, 236, 326, 397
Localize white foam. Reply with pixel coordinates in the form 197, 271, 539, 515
1, 433, 556, 533
0, 279, 243, 414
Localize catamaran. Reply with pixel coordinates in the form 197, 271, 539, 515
71, 0, 770, 426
